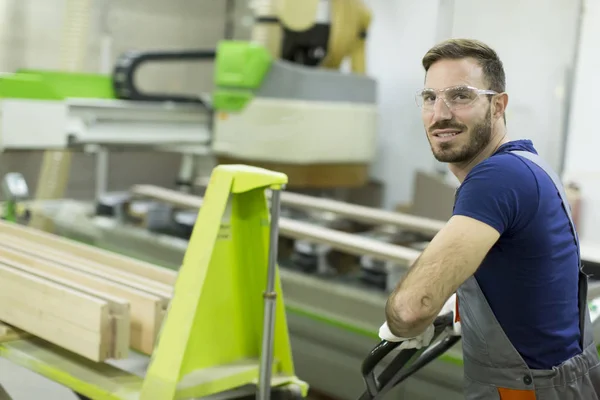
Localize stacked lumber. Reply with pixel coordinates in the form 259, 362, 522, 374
0, 186, 432, 363
0, 220, 178, 362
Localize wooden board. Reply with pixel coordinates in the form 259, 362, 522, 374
278, 219, 420, 265
0, 322, 27, 343
275, 190, 445, 237
0, 262, 114, 362
132, 184, 203, 210
0, 233, 173, 300
0, 246, 164, 355
0, 219, 176, 286
28, 149, 72, 233
130, 185, 420, 265
0, 256, 130, 359
193, 180, 445, 235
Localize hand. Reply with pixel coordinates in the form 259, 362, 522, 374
378, 322, 435, 350
439, 293, 461, 336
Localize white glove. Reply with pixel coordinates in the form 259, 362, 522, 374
378, 321, 435, 350
439, 293, 462, 336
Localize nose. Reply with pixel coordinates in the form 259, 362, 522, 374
430, 97, 453, 123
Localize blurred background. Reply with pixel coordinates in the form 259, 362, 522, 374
1, 0, 594, 216
0, 0, 599, 399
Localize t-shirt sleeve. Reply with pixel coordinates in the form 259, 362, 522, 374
452, 155, 539, 235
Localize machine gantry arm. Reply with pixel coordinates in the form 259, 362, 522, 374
250, 0, 371, 73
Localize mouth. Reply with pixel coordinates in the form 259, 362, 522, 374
431, 129, 463, 142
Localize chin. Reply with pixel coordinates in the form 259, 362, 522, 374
432, 148, 466, 163
433, 153, 457, 163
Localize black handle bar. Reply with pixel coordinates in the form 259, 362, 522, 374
358, 313, 461, 400
112, 49, 216, 107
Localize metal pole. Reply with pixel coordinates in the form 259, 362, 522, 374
224, 0, 235, 39
176, 153, 195, 193
257, 187, 283, 400
95, 146, 109, 199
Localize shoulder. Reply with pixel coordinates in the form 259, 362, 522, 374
462, 153, 540, 196
469, 153, 537, 182
454, 152, 541, 234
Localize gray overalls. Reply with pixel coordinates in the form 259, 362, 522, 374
456, 150, 600, 399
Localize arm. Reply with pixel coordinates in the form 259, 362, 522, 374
385, 155, 538, 338
385, 215, 500, 337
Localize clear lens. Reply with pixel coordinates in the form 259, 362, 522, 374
416, 86, 492, 111
445, 87, 478, 105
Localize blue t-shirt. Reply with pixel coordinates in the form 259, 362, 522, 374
453, 139, 581, 369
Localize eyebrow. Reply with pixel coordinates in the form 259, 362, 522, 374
425, 85, 472, 90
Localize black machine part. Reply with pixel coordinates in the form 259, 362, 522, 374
359, 313, 461, 400
254, 16, 330, 67
112, 49, 216, 107
281, 22, 330, 67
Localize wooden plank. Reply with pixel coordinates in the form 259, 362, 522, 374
130, 185, 419, 265
28, 149, 72, 233
191, 181, 446, 235
275, 190, 445, 237
0, 256, 130, 359
0, 322, 27, 343
132, 184, 202, 210
278, 219, 420, 265
0, 262, 111, 362
0, 323, 14, 338
0, 246, 165, 355
0, 233, 173, 300
0, 219, 176, 286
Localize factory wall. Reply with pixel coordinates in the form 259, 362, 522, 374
563, 0, 599, 243
365, 0, 582, 209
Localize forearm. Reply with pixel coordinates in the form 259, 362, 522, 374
383, 216, 497, 338
385, 279, 439, 338
384, 252, 455, 337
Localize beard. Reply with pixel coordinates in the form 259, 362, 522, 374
427, 108, 492, 163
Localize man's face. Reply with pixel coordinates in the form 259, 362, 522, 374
421, 58, 493, 163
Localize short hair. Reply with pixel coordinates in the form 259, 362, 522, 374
422, 38, 506, 94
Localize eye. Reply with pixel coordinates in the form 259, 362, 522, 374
422, 93, 436, 102
448, 89, 476, 102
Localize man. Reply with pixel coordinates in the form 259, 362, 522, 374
379, 38, 600, 399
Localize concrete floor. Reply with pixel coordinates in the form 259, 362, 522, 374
0, 358, 330, 400
0, 358, 79, 399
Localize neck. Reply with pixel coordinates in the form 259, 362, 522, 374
448, 124, 509, 183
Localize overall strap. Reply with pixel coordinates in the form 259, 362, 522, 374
510, 151, 579, 251
510, 150, 589, 348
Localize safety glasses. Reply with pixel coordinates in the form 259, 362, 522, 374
415, 85, 498, 111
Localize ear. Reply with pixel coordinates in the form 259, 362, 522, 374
492, 93, 508, 122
